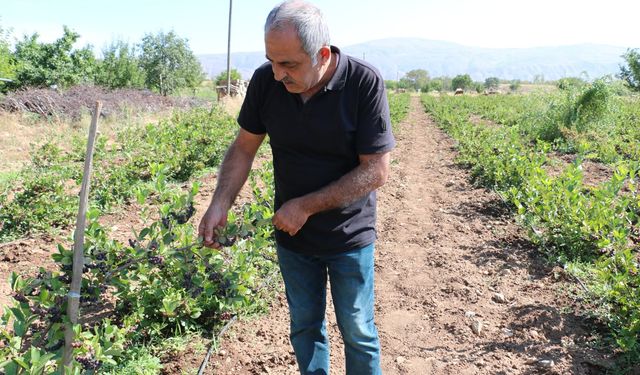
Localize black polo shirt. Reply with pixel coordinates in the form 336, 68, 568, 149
237, 46, 395, 255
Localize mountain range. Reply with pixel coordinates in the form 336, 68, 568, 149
198, 38, 629, 82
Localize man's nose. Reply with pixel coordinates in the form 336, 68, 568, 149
272, 65, 286, 82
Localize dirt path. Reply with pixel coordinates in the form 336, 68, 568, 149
206, 96, 612, 374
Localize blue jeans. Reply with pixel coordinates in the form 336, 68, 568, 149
276, 244, 381, 375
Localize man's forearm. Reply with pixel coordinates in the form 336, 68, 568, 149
299, 152, 391, 215
211, 141, 257, 210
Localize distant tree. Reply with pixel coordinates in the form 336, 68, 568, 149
556, 77, 586, 90
428, 78, 443, 92
139, 30, 204, 96
474, 82, 484, 93
509, 79, 521, 92
429, 76, 452, 92
96, 40, 145, 89
214, 68, 242, 86
384, 80, 398, 90
12, 26, 97, 89
401, 69, 429, 91
618, 48, 640, 91
451, 74, 473, 91
533, 74, 545, 84
0, 21, 15, 92
484, 77, 500, 90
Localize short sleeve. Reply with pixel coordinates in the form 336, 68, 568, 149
356, 72, 395, 155
237, 65, 269, 135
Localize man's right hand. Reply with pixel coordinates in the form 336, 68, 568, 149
197, 129, 265, 248
198, 204, 228, 248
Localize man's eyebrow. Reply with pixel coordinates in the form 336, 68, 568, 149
266, 56, 295, 66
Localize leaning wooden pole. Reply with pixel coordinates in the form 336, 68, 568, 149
63, 101, 102, 367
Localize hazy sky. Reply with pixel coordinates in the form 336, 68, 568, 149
1, 0, 639, 55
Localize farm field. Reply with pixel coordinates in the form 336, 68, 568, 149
0, 90, 638, 373
205, 95, 625, 374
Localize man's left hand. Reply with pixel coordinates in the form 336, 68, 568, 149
272, 197, 310, 236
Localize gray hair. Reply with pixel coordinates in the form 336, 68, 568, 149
265, 0, 330, 65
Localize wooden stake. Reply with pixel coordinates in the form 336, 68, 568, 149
63, 101, 102, 367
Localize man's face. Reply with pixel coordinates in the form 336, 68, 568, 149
265, 24, 322, 95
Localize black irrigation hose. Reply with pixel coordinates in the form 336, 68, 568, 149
197, 268, 281, 375
197, 315, 238, 375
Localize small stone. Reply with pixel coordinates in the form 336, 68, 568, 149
396, 356, 406, 364
219, 350, 227, 356
498, 268, 512, 276
537, 359, 555, 368
492, 293, 507, 303
530, 329, 539, 338
471, 320, 483, 335
465, 311, 476, 318
502, 328, 514, 337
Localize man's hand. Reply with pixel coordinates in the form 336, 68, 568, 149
198, 204, 228, 248
197, 129, 265, 247
272, 197, 311, 236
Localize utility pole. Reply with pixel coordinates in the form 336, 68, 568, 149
226, 0, 233, 96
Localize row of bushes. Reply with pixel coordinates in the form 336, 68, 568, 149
421, 90, 640, 359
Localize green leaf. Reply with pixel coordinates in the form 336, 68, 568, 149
13, 357, 28, 370
139, 228, 151, 239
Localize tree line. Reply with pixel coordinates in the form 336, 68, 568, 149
0, 25, 205, 96
387, 51, 640, 94
386, 70, 521, 93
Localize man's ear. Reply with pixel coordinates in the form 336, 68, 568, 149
319, 46, 331, 63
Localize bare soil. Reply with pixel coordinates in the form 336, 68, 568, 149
0, 96, 617, 374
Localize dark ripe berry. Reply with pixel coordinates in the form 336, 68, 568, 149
12, 292, 28, 304
220, 279, 232, 296
219, 236, 236, 247
61, 264, 73, 272
57, 274, 71, 283
171, 203, 196, 224
219, 312, 233, 321
161, 217, 171, 229
149, 240, 158, 250
191, 287, 204, 297
30, 306, 47, 317
149, 255, 164, 265
47, 306, 61, 316
95, 252, 107, 261
128, 239, 138, 249
208, 272, 223, 283
182, 274, 193, 290
75, 354, 101, 370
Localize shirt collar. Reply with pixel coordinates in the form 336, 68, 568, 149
325, 46, 347, 91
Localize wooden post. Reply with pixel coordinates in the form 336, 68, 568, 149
63, 101, 102, 367
226, 0, 233, 96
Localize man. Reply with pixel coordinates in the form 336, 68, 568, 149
198, 1, 394, 374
